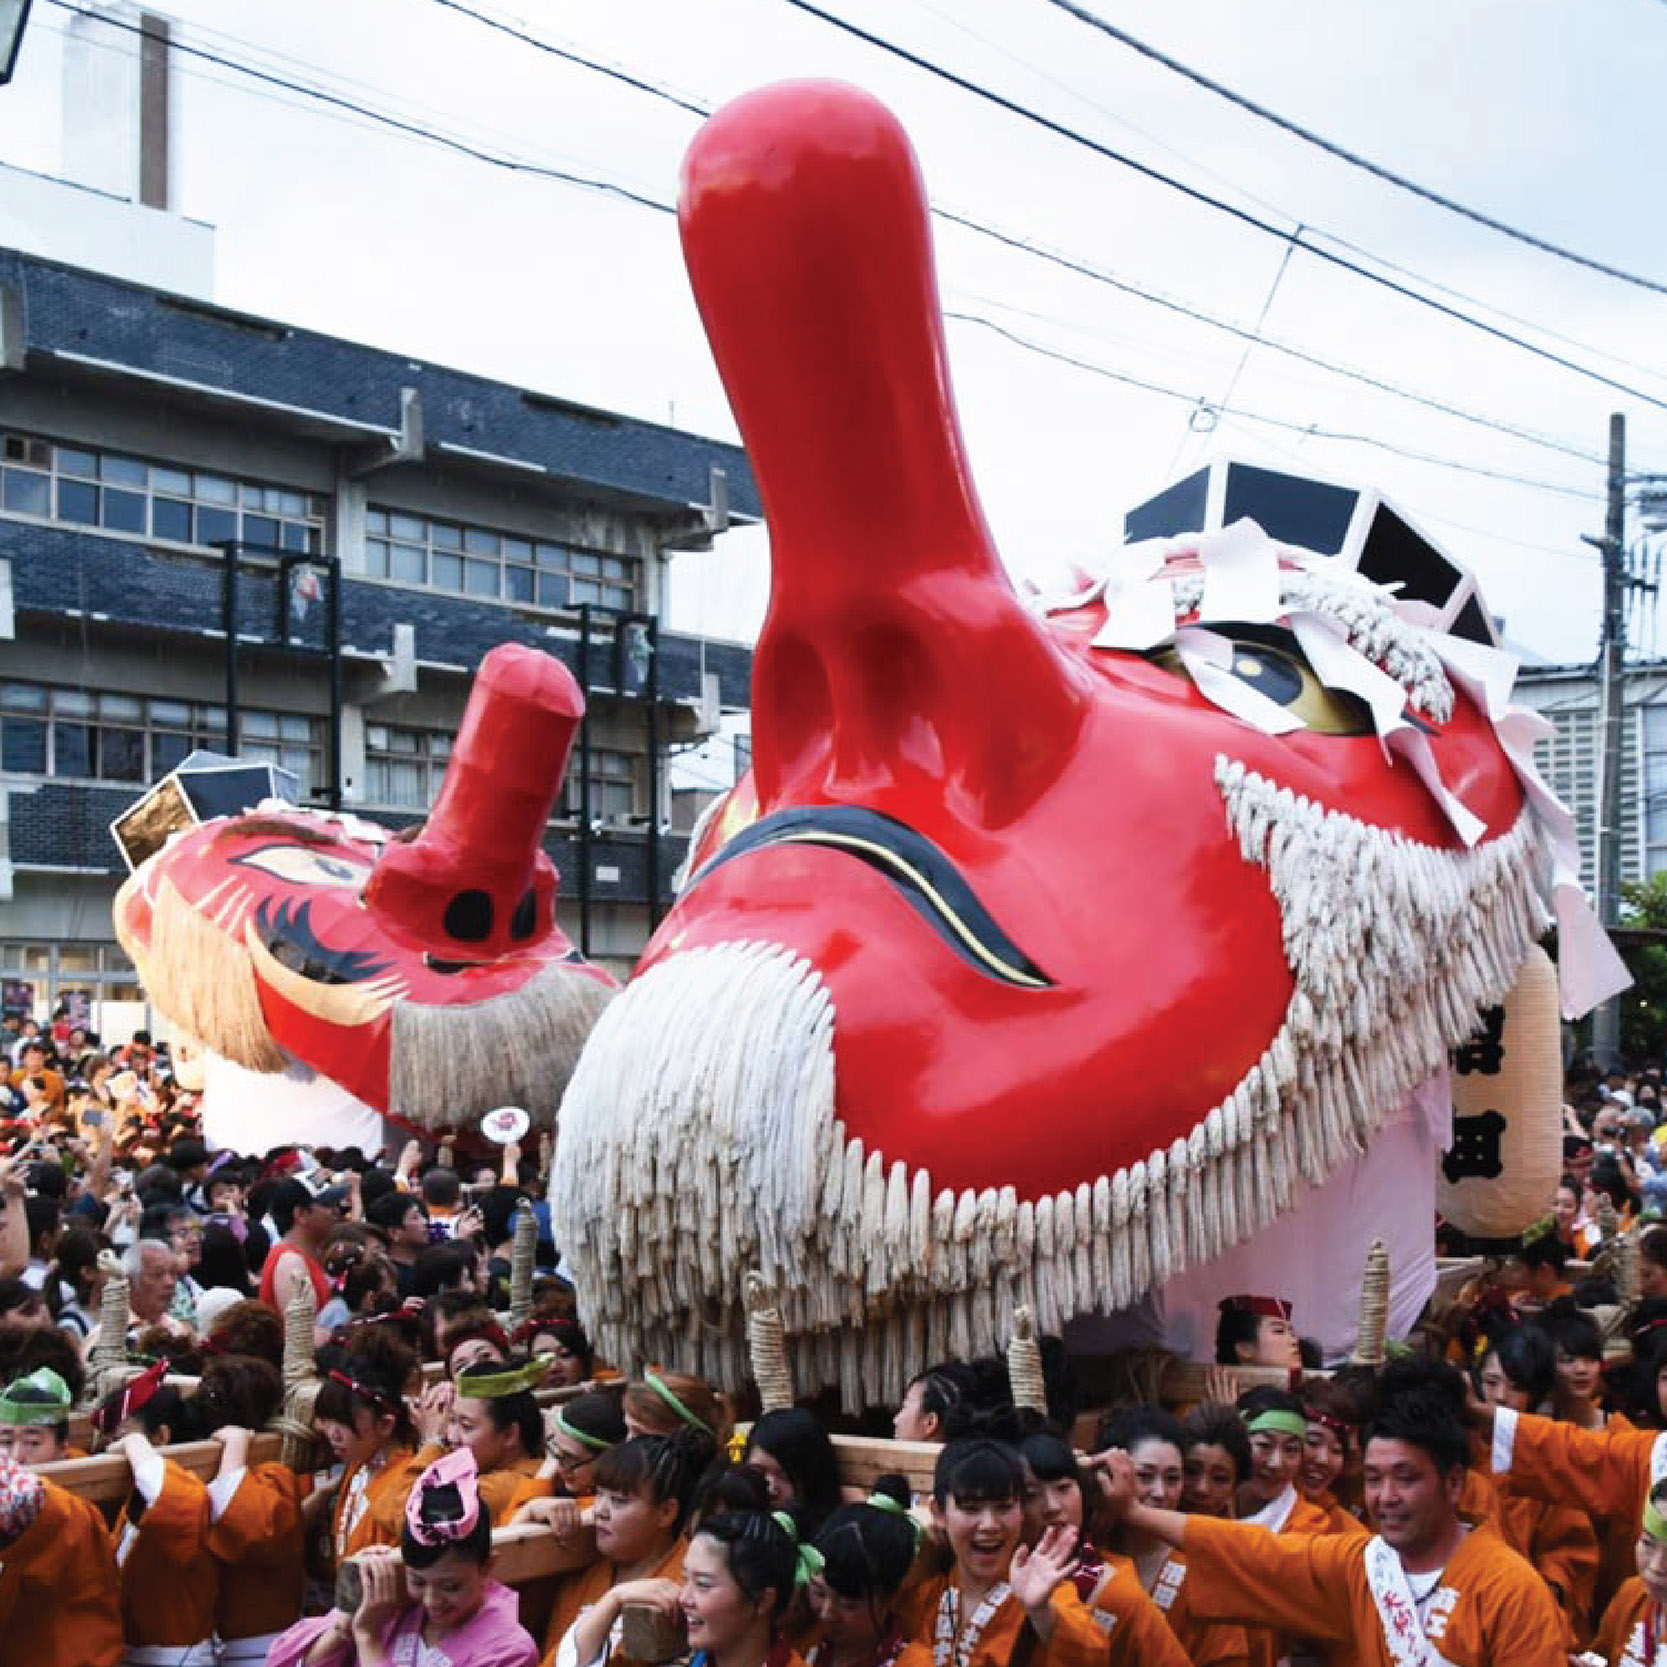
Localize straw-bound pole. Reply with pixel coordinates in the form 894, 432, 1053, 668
1007, 1305, 1048, 1414
88, 1249, 131, 1404
1594, 1191, 1620, 1242
274, 1275, 321, 1469
1352, 1239, 1391, 1367
508, 1202, 537, 1334
744, 1272, 794, 1412
1596, 1225, 1640, 1308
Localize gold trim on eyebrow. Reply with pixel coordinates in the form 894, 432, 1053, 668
758, 829, 1051, 989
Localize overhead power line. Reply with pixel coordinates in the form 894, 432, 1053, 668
1041, 0, 1667, 298
43, 0, 1652, 486
421, 0, 1622, 470
944, 310, 1605, 503
422, 0, 709, 117
934, 209, 1604, 468
776, 0, 1667, 416
44, 0, 677, 214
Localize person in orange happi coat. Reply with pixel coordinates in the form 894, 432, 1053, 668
0, 1449, 123, 1667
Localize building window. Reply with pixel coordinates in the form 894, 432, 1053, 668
0, 941, 147, 1041
363, 722, 640, 825
364, 724, 451, 809
0, 430, 325, 553
364, 507, 638, 611
0, 682, 324, 796
562, 746, 638, 823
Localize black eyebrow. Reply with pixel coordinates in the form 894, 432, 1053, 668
688, 805, 1053, 990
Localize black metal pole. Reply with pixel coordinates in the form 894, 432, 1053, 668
577, 603, 592, 958
645, 616, 662, 930
326, 555, 343, 810
222, 541, 240, 754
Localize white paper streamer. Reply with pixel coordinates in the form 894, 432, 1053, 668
1198, 518, 1282, 625
1174, 626, 1305, 735
1288, 611, 1411, 754
1091, 540, 1175, 652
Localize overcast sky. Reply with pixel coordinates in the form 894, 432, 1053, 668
3, 0, 1666, 667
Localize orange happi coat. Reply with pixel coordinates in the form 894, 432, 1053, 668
1183, 1513, 1566, 1667
0, 1480, 122, 1667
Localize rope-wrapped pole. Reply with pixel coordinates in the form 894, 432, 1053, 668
1352, 1239, 1390, 1367
1614, 1227, 1640, 1308
1595, 1225, 1639, 1309
1007, 1306, 1048, 1414
508, 1202, 537, 1334
744, 1272, 794, 1412
276, 1275, 321, 1470
1594, 1191, 1620, 1242
89, 1249, 131, 1404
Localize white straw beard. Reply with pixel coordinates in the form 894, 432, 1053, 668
389, 961, 617, 1132
553, 762, 1549, 1409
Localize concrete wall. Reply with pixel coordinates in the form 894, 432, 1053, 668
0, 164, 212, 299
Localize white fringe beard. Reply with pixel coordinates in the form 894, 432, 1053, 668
553, 757, 1548, 1408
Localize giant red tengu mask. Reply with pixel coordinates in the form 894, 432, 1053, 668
114, 644, 615, 1131
552, 80, 1626, 1402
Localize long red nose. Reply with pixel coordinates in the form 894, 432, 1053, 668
363, 644, 582, 960
678, 80, 1088, 825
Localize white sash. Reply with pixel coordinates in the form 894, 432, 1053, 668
1362, 1537, 1446, 1667
1652, 1431, 1667, 1489
1245, 1483, 1299, 1533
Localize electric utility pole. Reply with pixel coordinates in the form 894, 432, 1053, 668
1589, 412, 1627, 1067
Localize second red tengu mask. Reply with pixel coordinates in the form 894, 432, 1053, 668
114, 644, 615, 1131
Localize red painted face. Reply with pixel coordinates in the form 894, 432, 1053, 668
553, 81, 1583, 1402
116, 644, 615, 1128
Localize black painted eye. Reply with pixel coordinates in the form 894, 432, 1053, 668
443, 890, 493, 942
1152, 623, 1374, 736
510, 887, 538, 940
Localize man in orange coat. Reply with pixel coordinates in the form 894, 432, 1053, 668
0, 1450, 122, 1666
207, 1424, 307, 1663
1476, 1385, 1661, 1616
1094, 1386, 1566, 1666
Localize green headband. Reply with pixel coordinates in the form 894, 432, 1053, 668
457, 1354, 553, 1400
1245, 1409, 1308, 1439
772, 1510, 825, 1588
1645, 1497, 1667, 1543
866, 1489, 924, 1547
553, 1408, 613, 1453
644, 1369, 715, 1436
0, 1368, 71, 1426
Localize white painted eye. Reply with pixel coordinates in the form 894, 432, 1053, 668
231, 842, 372, 888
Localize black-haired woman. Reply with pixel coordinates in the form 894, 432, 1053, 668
743, 1408, 844, 1539
1091, 1411, 1249, 1667
543, 1429, 716, 1667
896, 1438, 1144, 1667
806, 1477, 932, 1667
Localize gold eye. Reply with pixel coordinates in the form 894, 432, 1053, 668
230, 842, 372, 888
1153, 628, 1373, 737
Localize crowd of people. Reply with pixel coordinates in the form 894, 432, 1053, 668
6, 1016, 1667, 1665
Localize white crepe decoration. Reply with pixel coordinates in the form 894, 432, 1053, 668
1198, 517, 1283, 626
1089, 539, 1174, 652
1288, 611, 1411, 754
1172, 626, 1305, 735
1032, 515, 1630, 1018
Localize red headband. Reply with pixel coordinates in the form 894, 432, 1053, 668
1304, 1405, 1352, 1440
327, 1367, 398, 1415
446, 1321, 510, 1363
1221, 1294, 1293, 1322
93, 1358, 170, 1436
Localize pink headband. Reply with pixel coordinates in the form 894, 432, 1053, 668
405, 1445, 482, 1547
